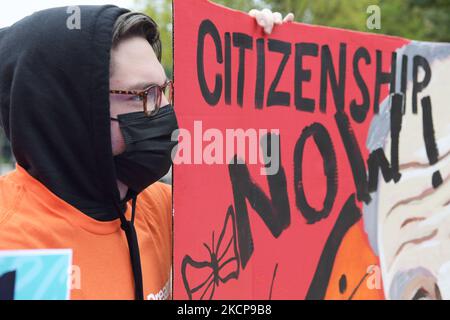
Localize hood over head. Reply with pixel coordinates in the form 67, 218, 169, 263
0, 5, 131, 221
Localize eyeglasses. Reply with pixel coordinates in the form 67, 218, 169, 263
110, 80, 173, 116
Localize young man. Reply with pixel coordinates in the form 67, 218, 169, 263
0, 5, 291, 300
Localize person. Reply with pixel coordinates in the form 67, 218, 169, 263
0, 5, 293, 300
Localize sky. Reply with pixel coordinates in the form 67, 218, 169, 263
0, 0, 141, 28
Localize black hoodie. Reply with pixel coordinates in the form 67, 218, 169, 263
0, 5, 150, 299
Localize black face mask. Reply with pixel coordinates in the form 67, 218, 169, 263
111, 106, 179, 194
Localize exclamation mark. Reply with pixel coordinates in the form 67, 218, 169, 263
421, 96, 443, 188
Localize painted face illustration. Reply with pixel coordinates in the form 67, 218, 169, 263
373, 51, 450, 300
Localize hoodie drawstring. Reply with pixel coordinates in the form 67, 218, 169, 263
114, 195, 144, 300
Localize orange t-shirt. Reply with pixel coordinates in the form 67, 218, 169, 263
0, 164, 172, 300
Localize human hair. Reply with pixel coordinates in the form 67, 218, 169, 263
111, 11, 161, 62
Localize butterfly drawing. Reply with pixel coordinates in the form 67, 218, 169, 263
181, 205, 240, 300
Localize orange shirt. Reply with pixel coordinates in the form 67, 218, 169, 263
0, 164, 172, 300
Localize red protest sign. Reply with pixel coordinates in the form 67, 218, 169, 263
173, 0, 450, 300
